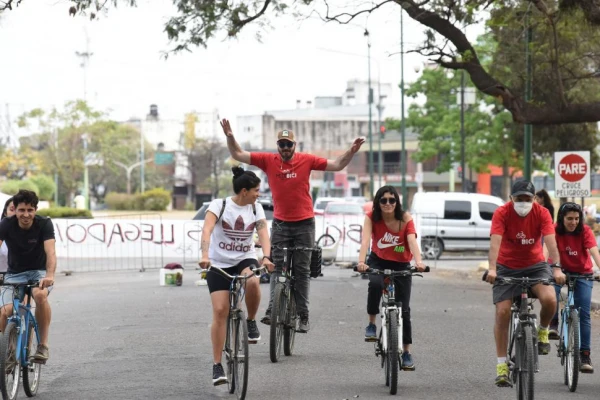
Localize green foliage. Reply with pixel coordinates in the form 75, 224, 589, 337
0, 179, 39, 195
104, 192, 136, 210
135, 188, 171, 211
105, 189, 171, 211
37, 207, 92, 219
29, 175, 56, 201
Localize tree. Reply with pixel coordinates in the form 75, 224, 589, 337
23, 0, 598, 126
29, 175, 57, 201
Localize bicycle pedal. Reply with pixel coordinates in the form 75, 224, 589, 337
248, 340, 258, 344
364, 337, 378, 343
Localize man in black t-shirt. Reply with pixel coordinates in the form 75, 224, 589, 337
0, 190, 56, 364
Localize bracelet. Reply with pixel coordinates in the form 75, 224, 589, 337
551, 263, 561, 269
262, 255, 273, 262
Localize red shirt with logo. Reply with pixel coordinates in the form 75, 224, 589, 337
554, 224, 597, 274
490, 202, 554, 269
367, 211, 416, 262
251, 152, 328, 222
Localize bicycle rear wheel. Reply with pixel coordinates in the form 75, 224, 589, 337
0, 321, 21, 400
233, 310, 249, 400
387, 310, 399, 395
283, 289, 297, 356
516, 327, 535, 400
565, 311, 580, 392
23, 322, 42, 397
269, 284, 287, 363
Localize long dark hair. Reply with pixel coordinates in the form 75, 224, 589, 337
231, 166, 261, 194
556, 202, 583, 235
535, 189, 553, 208
1, 197, 13, 220
371, 186, 404, 222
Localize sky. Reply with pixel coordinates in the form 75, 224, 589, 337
0, 0, 483, 136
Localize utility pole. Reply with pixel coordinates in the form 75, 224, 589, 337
524, 8, 533, 181
75, 28, 93, 102
400, 9, 407, 204
365, 29, 374, 199
460, 71, 466, 192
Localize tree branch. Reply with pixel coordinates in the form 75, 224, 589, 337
560, 0, 600, 26
322, 0, 396, 24
529, 0, 568, 108
233, 0, 272, 27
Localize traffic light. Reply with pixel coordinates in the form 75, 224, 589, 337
379, 125, 386, 138
457, 166, 463, 179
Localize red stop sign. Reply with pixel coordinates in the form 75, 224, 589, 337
558, 154, 587, 182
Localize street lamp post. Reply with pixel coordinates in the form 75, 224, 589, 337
365, 29, 374, 199
400, 9, 407, 204
457, 72, 476, 192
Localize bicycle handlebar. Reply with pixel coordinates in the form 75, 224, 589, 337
1, 281, 41, 288
206, 265, 266, 280
272, 245, 320, 252
481, 270, 554, 286
563, 272, 600, 282
353, 266, 430, 275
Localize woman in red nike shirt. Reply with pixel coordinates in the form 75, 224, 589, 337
548, 202, 600, 373
357, 186, 426, 370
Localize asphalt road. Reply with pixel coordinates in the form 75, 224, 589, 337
22, 266, 600, 399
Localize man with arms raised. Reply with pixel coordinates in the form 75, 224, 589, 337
220, 118, 364, 332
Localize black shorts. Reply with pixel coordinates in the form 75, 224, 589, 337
206, 258, 260, 294
492, 262, 552, 304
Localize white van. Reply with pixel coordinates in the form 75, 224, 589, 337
410, 192, 505, 259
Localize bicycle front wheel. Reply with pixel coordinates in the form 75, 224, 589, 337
516, 327, 535, 400
565, 311, 580, 392
23, 322, 42, 397
233, 310, 249, 400
269, 284, 287, 363
283, 290, 297, 356
0, 321, 21, 400
387, 310, 399, 395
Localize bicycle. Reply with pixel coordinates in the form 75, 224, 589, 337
205, 264, 266, 400
355, 265, 429, 395
0, 281, 43, 400
555, 272, 598, 392
269, 245, 320, 363
482, 271, 554, 400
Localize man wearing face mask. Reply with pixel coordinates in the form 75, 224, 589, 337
220, 118, 365, 333
485, 180, 566, 387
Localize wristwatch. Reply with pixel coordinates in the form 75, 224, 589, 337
551, 263, 561, 269
262, 255, 273, 262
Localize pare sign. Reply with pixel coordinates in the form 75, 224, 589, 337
554, 151, 591, 198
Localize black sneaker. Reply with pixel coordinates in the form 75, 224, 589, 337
247, 319, 261, 342
260, 309, 271, 325
212, 363, 227, 386
580, 350, 594, 374
298, 314, 310, 333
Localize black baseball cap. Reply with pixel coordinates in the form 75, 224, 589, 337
511, 180, 535, 197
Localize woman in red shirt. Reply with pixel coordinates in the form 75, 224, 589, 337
549, 202, 600, 373
357, 186, 426, 370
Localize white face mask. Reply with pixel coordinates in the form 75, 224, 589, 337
513, 202, 533, 217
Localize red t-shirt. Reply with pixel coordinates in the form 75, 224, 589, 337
367, 211, 416, 262
251, 152, 327, 222
554, 224, 597, 274
490, 202, 554, 269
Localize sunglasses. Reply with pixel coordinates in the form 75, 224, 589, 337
379, 197, 397, 205
277, 140, 294, 149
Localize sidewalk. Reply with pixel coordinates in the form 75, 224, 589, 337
434, 259, 600, 311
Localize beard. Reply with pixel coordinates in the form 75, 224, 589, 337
278, 147, 295, 162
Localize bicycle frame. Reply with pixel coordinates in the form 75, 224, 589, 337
379, 272, 402, 355
6, 285, 41, 368
507, 284, 539, 374
558, 274, 587, 359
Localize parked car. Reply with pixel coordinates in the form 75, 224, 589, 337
323, 201, 365, 216
410, 192, 505, 259
314, 196, 345, 216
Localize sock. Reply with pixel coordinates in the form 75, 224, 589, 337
540, 325, 549, 331
497, 357, 507, 364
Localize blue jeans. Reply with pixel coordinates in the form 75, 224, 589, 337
1, 270, 52, 307
553, 279, 593, 351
